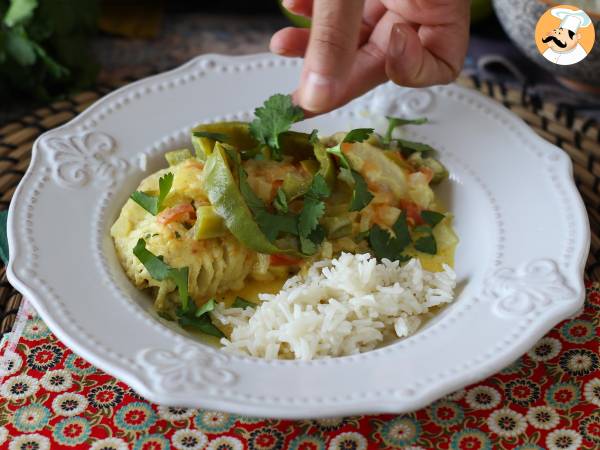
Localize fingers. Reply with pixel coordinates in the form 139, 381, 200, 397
282, 0, 313, 17
298, 0, 365, 112
363, 0, 386, 27
270, 27, 311, 57
385, 20, 468, 87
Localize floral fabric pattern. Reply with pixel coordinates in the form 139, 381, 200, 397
0, 281, 598, 449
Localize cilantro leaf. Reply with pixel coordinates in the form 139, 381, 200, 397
133, 238, 190, 311
249, 94, 304, 160
384, 116, 427, 144
343, 128, 374, 143
413, 225, 433, 234
133, 238, 171, 280
233, 297, 255, 309
368, 212, 411, 261
309, 129, 319, 145
130, 172, 174, 215
192, 131, 229, 142
392, 211, 411, 249
298, 196, 325, 237
307, 173, 331, 198
178, 314, 225, 338
368, 225, 398, 261
297, 174, 331, 244
396, 138, 435, 155
273, 188, 288, 214
421, 210, 445, 227
414, 235, 437, 254
349, 170, 374, 212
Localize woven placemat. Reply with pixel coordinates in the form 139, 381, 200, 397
1, 74, 599, 335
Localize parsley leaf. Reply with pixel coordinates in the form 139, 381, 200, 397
396, 138, 435, 155
133, 238, 190, 311
349, 170, 374, 212
384, 116, 427, 144
368, 212, 411, 261
130, 172, 174, 215
249, 94, 304, 161
273, 188, 288, 214
344, 128, 374, 143
307, 173, 331, 198
298, 174, 331, 246
177, 312, 224, 338
414, 235, 437, 254
233, 297, 256, 309
421, 210, 445, 227
192, 131, 229, 142
298, 196, 325, 237
309, 129, 319, 145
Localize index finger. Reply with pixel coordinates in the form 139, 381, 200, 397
298, 0, 365, 113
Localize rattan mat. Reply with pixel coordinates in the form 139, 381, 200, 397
1, 74, 599, 335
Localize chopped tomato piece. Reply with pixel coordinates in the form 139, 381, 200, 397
399, 200, 424, 226
270, 253, 303, 266
157, 203, 196, 225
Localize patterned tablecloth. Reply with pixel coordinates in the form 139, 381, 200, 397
0, 282, 599, 450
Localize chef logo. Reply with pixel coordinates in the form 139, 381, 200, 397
535, 5, 595, 65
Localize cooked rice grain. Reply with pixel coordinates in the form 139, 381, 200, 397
211, 252, 456, 360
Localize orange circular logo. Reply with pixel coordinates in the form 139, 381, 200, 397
535, 4, 595, 65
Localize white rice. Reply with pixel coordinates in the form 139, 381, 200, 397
211, 252, 456, 360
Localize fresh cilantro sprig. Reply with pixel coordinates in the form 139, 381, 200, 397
130, 172, 174, 216
326, 129, 375, 212
384, 116, 428, 144
249, 94, 304, 161
133, 239, 224, 337
297, 174, 330, 254
298, 174, 330, 237
368, 211, 411, 261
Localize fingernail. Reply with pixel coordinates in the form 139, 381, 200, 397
389, 24, 408, 59
301, 72, 335, 112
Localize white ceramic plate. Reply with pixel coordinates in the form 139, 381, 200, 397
7, 54, 590, 419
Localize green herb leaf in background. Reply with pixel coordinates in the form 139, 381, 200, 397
0, 0, 99, 101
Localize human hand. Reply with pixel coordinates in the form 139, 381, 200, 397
271, 0, 470, 114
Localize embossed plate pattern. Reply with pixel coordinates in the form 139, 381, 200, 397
6, 54, 590, 418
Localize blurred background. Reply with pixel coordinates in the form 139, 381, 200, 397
1, 0, 599, 124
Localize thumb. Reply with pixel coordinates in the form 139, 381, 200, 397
385, 23, 460, 88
